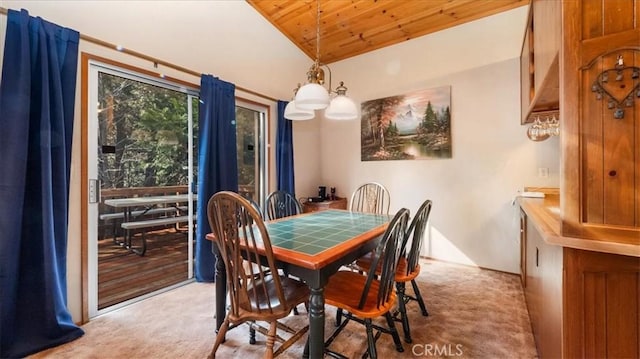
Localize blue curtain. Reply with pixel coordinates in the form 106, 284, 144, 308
0, 9, 84, 357
276, 101, 295, 194
195, 75, 238, 281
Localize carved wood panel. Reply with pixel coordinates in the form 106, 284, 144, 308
561, 0, 640, 242
582, 49, 639, 226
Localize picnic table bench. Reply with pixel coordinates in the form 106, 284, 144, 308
120, 215, 191, 255
100, 207, 187, 242
103, 194, 196, 256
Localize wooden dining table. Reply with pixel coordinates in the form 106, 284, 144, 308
206, 209, 391, 359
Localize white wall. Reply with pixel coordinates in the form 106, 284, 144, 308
319, 6, 560, 273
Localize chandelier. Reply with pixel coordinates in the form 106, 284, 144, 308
284, 0, 358, 121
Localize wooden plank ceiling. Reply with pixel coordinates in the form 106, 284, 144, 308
247, 0, 529, 64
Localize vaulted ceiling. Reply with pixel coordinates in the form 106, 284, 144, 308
247, 0, 530, 64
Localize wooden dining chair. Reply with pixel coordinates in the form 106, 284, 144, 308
240, 191, 281, 338
246, 196, 263, 218
264, 190, 303, 221
263, 190, 306, 314
323, 208, 410, 359
349, 182, 390, 215
207, 191, 309, 359
356, 199, 432, 344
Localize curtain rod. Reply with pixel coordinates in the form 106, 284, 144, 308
0, 6, 278, 102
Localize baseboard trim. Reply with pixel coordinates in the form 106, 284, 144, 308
420, 256, 520, 277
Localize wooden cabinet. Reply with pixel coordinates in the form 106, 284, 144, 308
561, 0, 640, 243
302, 197, 347, 213
521, 0, 639, 241
524, 215, 562, 359
520, 0, 560, 124
519, 3, 639, 356
564, 248, 640, 358
520, 13, 534, 124
519, 209, 527, 287
520, 197, 640, 359
531, 0, 560, 93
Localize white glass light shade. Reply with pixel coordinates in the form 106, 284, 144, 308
294, 83, 330, 110
325, 95, 358, 120
284, 100, 314, 121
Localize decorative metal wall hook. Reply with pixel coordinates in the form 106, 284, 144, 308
590, 53, 639, 120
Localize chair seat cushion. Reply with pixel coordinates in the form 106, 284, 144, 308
239, 275, 309, 318
324, 271, 396, 318
356, 253, 420, 282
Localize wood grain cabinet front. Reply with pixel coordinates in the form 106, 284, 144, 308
519, 209, 527, 287
524, 216, 562, 359
519, 1, 640, 356
519, 0, 560, 124
561, 0, 640, 243
302, 198, 347, 213
521, 203, 640, 359
563, 248, 640, 358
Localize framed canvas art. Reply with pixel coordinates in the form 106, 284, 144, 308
360, 86, 451, 161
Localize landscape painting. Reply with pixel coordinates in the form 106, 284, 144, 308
360, 86, 451, 161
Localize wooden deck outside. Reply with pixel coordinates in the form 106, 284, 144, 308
97, 184, 255, 310
98, 228, 192, 309
98, 186, 193, 309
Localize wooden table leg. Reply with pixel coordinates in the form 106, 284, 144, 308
307, 286, 325, 359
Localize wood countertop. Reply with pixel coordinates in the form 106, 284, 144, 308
518, 194, 640, 257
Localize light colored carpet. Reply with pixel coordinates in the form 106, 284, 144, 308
30, 259, 537, 358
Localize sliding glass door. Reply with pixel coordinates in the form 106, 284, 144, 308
236, 103, 267, 208
87, 61, 198, 317
85, 59, 269, 318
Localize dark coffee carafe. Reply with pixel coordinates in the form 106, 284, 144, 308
318, 186, 327, 200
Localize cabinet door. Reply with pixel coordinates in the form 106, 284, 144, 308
564, 248, 640, 358
525, 220, 562, 359
561, 0, 640, 243
538, 240, 562, 359
520, 0, 560, 124
520, 210, 527, 287
520, 9, 534, 124
525, 219, 541, 349
532, 0, 560, 92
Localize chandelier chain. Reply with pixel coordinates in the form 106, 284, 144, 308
316, 0, 320, 63
287, 0, 356, 120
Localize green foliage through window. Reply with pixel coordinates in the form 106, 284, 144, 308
98, 73, 198, 188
